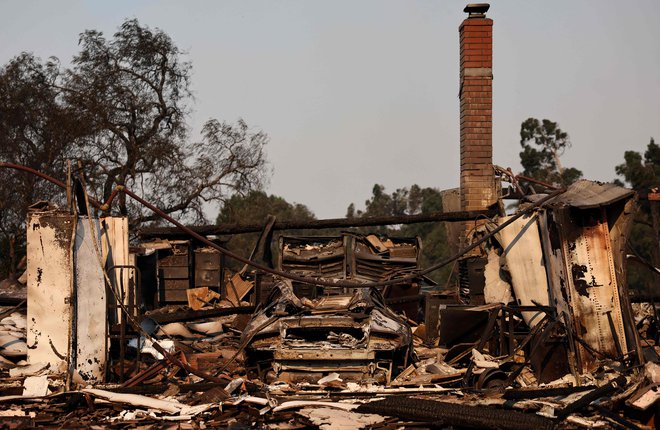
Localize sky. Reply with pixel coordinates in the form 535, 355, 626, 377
1, 0, 659, 219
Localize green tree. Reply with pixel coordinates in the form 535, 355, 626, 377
615, 138, 659, 293
64, 19, 268, 224
217, 191, 315, 226
216, 191, 315, 270
358, 184, 409, 217
399, 186, 451, 286
0, 54, 85, 277
347, 184, 410, 234
0, 19, 270, 277
519, 118, 582, 187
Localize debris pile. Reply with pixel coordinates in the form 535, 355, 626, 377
242, 279, 412, 385
1, 353, 658, 428
0, 169, 657, 429
0, 307, 27, 368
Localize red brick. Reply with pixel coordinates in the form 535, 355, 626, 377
461, 159, 491, 166
464, 193, 494, 200
460, 19, 493, 27
462, 190, 494, 199
460, 155, 491, 161
463, 37, 492, 44
469, 122, 491, 128
462, 86, 490, 92
460, 14, 493, 215
462, 47, 486, 55
462, 96, 492, 102
462, 128, 491, 135
461, 163, 491, 169
461, 169, 492, 176
462, 103, 491, 109
462, 98, 491, 104
461, 116, 491, 123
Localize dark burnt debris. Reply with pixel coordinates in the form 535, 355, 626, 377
0, 180, 657, 429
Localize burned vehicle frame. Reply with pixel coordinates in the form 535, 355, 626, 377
242, 278, 413, 384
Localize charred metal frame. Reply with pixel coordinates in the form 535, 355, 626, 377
243, 280, 413, 385
106, 264, 142, 383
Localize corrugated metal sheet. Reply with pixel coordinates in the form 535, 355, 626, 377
528, 180, 634, 209
552, 207, 628, 374
494, 213, 549, 327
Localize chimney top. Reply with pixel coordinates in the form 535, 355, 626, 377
463, 3, 490, 18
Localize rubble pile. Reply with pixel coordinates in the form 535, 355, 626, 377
0, 317, 658, 428
0, 306, 27, 369
0, 170, 656, 429
1, 251, 658, 429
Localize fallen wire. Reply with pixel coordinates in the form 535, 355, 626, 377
0, 162, 566, 289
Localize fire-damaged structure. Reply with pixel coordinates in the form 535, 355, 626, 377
277, 234, 432, 317
3, 178, 656, 428
0, 3, 658, 429
461, 180, 644, 383
279, 234, 423, 283
242, 234, 422, 384
243, 279, 412, 384
534, 181, 641, 374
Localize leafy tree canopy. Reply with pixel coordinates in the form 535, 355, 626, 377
519, 118, 582, 187
64, 19, 269, 224
0, 53, 86, 277
217, 191, 315, 225
0, 19, 270, 277
216, 191, 315, 270
614, 138, 659, 293
615, 138, 659, 191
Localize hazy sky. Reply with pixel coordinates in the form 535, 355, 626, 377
2, 1, 659, 219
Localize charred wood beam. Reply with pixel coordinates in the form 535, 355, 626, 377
0, 300, 26, 319
630, 294, 660, 303
356, 397, 556, 430
593, 405, 643, 430
138, 209, 498, 239
0, 297, 26, 307
502, 385, 594, 400
556, 375, 628, 419
146, 305, 255, 324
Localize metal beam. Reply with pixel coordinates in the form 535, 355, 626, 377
138, 209, 498, 239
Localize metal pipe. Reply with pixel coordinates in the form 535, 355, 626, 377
138, 209, 499, 238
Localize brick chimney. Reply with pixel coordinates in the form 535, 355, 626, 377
459, 4, 495, 220
458, 3, 494, 304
